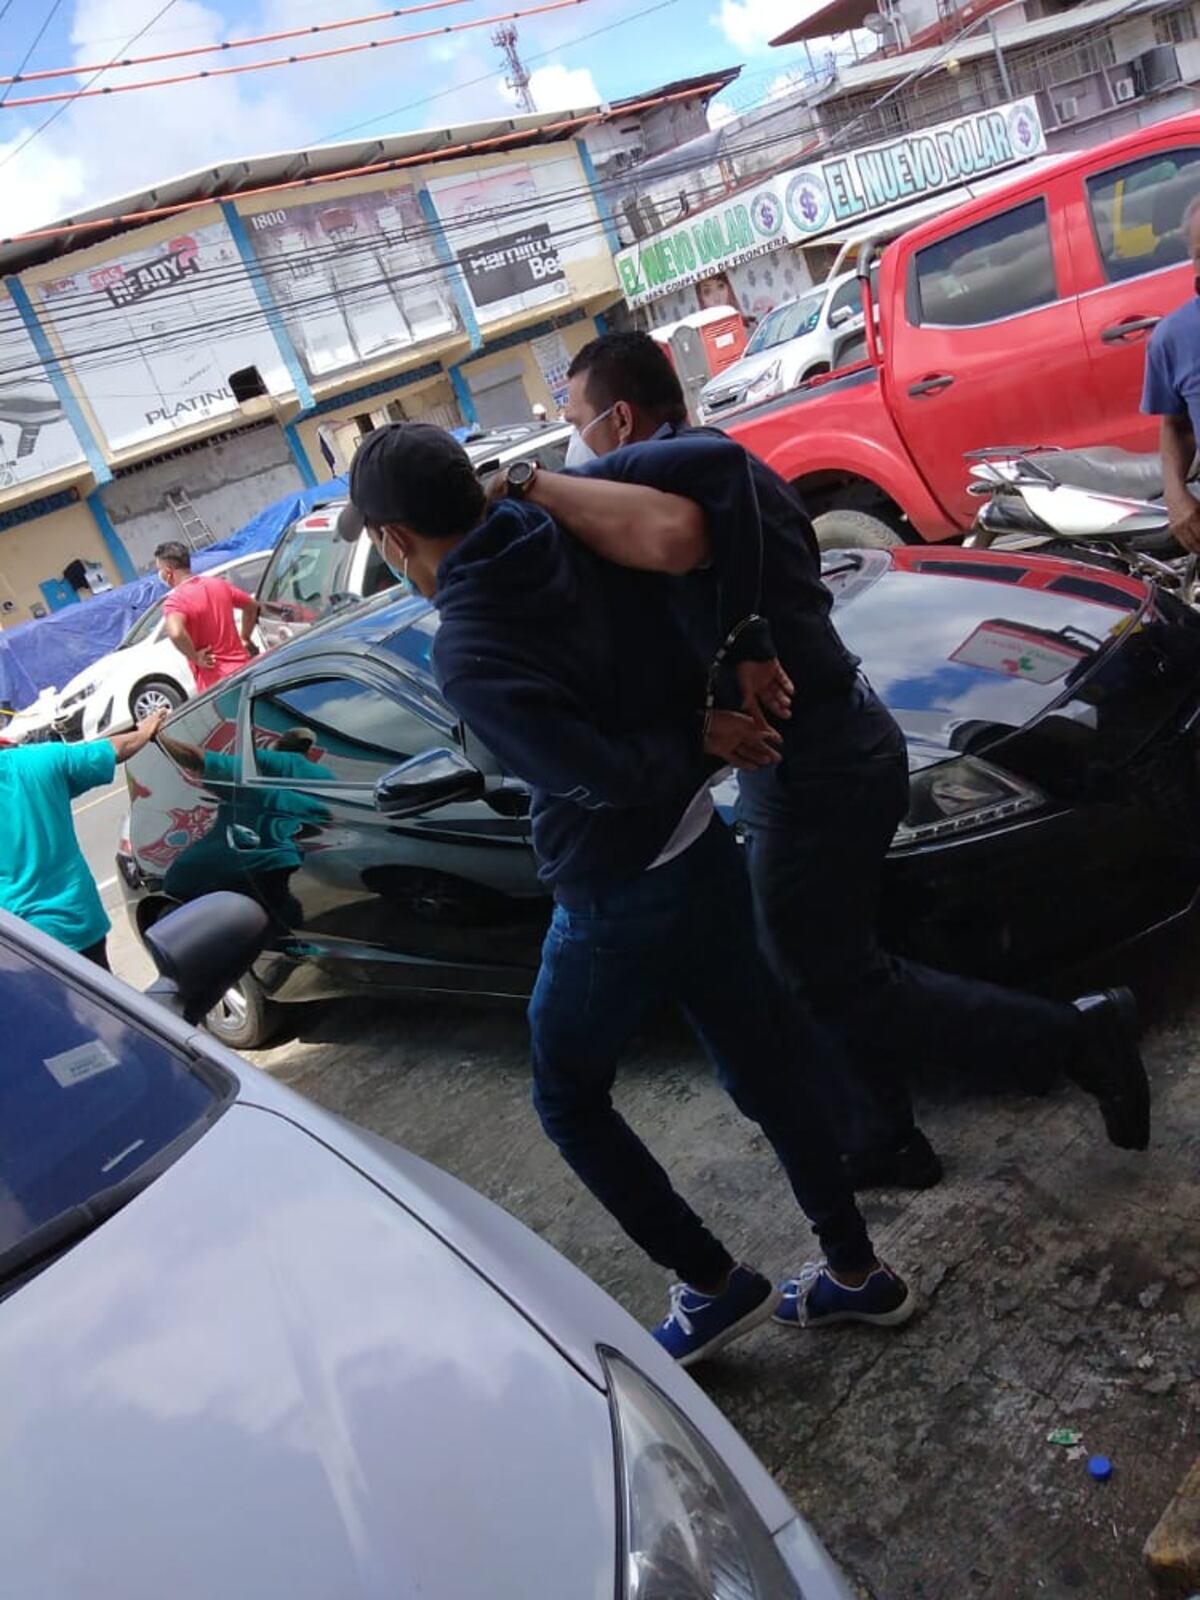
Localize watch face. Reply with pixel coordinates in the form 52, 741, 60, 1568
508, 460, 536, 488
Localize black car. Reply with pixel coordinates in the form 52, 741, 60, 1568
119, 545, 1200, 1048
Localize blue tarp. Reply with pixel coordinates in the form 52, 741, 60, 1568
0, 475, 346, 713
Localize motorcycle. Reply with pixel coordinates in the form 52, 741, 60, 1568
963, 445, 1200, 606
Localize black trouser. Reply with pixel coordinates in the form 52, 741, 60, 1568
739, 680, 1084, 1158
528, 818, 875, 1283
79, 938, 110, 971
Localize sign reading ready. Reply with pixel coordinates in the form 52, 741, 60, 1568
616, 99, 1046, 308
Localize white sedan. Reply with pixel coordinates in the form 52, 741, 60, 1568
52, 551, 269, 742
1, 900, 854, 1600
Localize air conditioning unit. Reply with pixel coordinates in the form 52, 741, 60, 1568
1113, 76, 1137, 102
1056, 95, 1080, 122
1135, 43, 1183, 93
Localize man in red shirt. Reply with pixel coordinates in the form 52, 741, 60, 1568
156, 540, 260, 692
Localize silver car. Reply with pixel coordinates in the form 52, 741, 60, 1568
0, 904, 852, 1599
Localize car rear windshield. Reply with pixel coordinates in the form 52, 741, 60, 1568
0, 933, 228, 1274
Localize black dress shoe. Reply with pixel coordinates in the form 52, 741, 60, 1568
1069, 987, 1150, 1150
841, 1130, 944, 1191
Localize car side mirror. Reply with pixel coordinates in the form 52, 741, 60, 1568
829, 304, 854, 328
143, 891, 271, 1026
375, 747, 485, 817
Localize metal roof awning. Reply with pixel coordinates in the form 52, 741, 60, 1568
771, 0, 879, 45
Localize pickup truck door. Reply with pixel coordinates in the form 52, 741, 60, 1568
1068, 138, 1200, 450
888, 192, 1093, 530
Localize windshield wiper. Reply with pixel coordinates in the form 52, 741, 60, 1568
0, 1165, 161, 1289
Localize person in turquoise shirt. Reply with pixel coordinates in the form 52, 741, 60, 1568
0, 710, 167, 969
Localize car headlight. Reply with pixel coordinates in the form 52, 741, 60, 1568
59, 682, 97, 711
744, 360, 783, 403
602, 1349, 804, 1598
893, 755, 1043, 848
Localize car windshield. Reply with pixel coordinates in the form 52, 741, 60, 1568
120, 594, 166, 649
0, 930, 229, 1289
745, 288, 826, 354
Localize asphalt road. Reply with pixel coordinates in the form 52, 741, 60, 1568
92, 791, 1199, 1599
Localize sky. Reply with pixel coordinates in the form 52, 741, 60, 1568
0, 0, 819, 234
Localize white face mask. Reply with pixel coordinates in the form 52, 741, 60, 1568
564, 406, 615, 468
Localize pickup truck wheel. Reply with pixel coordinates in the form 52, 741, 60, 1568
813, 508, 903, 550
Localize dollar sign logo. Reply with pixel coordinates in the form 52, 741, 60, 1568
800, 186, 820, 223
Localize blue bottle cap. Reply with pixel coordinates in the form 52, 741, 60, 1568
1088, 1455, 1113, 1481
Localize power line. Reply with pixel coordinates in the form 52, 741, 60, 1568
0, 0, 475, 86
0, 0, 66, 108
0, 0, 592, 111
0, 0, 183, 176
320, 0, 684, 141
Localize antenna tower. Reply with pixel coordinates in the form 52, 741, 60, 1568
493, 23, 535, 113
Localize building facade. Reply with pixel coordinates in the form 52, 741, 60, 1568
0, 111, 630, 626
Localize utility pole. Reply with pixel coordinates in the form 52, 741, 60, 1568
493, 23, 536, 114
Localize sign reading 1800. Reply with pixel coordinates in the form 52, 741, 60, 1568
615, 99, 1046, 308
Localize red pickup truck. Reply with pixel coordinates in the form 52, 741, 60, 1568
727, 112, 1200, 547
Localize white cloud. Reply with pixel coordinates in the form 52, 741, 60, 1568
500, 62, 602, 114
713, 0, 791, 53
0, 1, 603, 235
0, 133, 86, 231
708, 98, 737, 130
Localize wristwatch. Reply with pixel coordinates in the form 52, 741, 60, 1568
503, 459, 539, 499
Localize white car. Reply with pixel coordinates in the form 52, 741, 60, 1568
256, 424, 573, 651
1, 898, 854, 1600
699, 266, 878, 421
52, 551, 270, 742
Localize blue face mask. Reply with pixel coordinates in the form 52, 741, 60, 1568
377, 529, 408, 586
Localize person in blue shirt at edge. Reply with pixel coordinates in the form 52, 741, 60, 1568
507, 331, 1151, 1187
336, 420, 916, 1366
0, 709, 167, 969
1141, 196, 1200, 553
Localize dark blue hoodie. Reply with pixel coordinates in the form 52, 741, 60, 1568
432, 498, 713, 894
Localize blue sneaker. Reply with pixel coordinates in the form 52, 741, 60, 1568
652, 1265, 781, 1367
774, 1260, 915, 1330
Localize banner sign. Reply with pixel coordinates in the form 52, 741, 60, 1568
38, 220, 289, 454
244, 186, 458, 381
459, 225, 566, 308
616, 99, 1046, 307
0, 299, 86, 490
430, 162, 578, 326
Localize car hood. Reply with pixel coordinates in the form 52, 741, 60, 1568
832, 549, 1200, 778
702, 344, 791, 399
0, 1102, 617, 1600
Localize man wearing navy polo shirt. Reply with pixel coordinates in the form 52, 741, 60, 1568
1142, 196, 1200, 552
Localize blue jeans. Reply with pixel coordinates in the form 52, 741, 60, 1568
528, 818, 874, 1284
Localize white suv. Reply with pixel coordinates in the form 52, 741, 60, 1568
699, 267, 878, 421
256, 423, 572, 651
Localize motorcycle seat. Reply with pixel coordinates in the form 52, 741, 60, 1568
1024, 447, 1164, 500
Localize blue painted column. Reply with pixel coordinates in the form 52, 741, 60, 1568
593, 312, 610, 336
447, 365, 479, 427
4, 274, 111, 488
418, 187, 482, 352
86, 491, 136, 584
282, 422, 318, 488
577, 141, 621, 254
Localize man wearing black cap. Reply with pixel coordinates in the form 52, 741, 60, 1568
337, 421, 916, 1366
